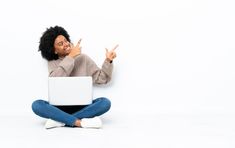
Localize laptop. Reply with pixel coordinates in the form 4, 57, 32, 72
48, 76, 93, 105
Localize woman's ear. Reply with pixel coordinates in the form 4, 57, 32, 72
54, 48, 57, 54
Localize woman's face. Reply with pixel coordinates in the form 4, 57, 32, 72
54, 35, 71, 57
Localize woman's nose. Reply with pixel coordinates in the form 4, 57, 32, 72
64, 41, 70, 47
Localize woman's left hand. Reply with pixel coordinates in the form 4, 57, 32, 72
105, 44, 118, 62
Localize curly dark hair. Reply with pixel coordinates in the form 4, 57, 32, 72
39, 26, 71, 61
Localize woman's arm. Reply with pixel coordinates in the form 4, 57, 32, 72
85, 55, 113, 84
87, 45, 117, 84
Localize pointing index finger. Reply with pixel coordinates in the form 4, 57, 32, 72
77, 39, 82, 46
112, 44, 119, 51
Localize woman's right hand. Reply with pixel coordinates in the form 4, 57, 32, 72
68, 39, 82, 58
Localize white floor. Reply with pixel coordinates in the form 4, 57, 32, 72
1, 112, 235, 148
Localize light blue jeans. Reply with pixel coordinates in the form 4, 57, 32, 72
32, 97, 111, 126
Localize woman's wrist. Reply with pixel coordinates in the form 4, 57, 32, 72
106, 58, 113, 63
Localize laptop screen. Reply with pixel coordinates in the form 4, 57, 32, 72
48, 76, 93, 105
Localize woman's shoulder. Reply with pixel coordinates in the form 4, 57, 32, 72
47, 57, 61, 65
74, 53, 95, 65
47, 58, 60, 70
76, 53, 91, 60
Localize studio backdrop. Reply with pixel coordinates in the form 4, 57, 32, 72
0, 0, 234, 116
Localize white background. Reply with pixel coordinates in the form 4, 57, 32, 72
0, 1, 235, 148
0, 0, 234, 117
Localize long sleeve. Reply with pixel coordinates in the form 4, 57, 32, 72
48, 56, 75, 77
85, 55, 113, 84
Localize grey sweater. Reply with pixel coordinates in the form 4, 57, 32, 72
48, 54, 113, 84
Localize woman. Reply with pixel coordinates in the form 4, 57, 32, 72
32, 26, 117, 129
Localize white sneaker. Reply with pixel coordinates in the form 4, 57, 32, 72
45, 119, 65, 129
81, 117, 102, 129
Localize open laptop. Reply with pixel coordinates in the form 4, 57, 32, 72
48, 76, 93, 105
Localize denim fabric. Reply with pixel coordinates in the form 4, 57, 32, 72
32, 97, 111, 126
